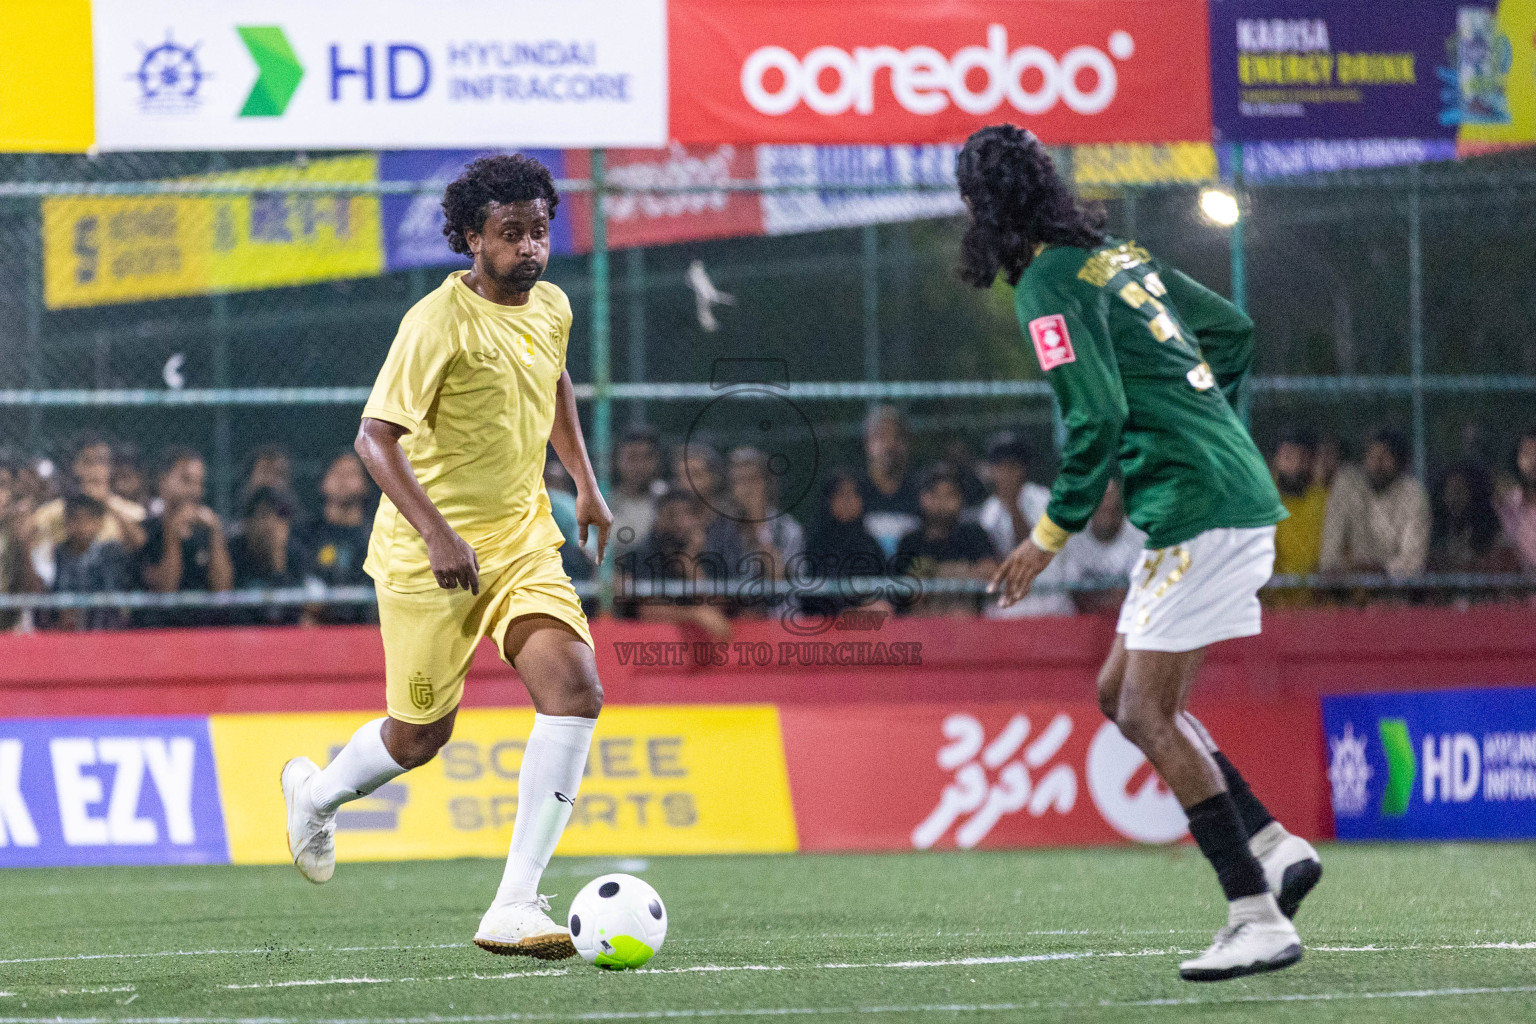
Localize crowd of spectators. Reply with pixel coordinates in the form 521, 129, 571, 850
1, 412, 1533, 632
0, 435, 377, 631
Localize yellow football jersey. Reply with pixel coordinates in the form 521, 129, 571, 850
362, 271, 569, 592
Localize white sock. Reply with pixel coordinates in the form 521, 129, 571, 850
308, 718, 406, 815
1247, 820, 1290, 861
494, 714, 596, 906
1228, 892, 1288, 927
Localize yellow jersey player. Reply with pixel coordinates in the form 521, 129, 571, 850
280, 154, 612, 961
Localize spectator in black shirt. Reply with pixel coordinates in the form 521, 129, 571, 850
893, 464, 998, 616
857, 404, 922, 560
303, 451, 377, 624
230, 487, 307, 626
138, 447, 233, 628
51, 493, 131, 631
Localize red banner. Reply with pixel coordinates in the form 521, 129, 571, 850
781, 700, 1327, 850
565, 144, 765, 251
669, 0, 1213, 145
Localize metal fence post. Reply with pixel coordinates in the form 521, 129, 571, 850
863, 223, 880, 401
1230, 143, 1247, 313
1408, 164, 1426, 483
211, 293, 233, 520
626, 246, 647, 426
590, 150, 614, 613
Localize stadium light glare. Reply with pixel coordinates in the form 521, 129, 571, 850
1199, 187, 1241, 227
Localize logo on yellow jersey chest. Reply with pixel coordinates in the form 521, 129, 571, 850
470, 333, 539, 369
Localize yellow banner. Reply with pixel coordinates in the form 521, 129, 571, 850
1072, 143, 1219, 187
1458, 0, 1536, 150
42, 155, 384, 309
210, 705, 798, 865
0, 0, 93, 152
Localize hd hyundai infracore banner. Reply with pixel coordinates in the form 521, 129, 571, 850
91, 0, 668, 150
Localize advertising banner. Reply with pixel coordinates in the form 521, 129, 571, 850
210, 706, 797, 864
669, 0, 1213, 145
1208, 0, 1533, 142
1323, 686, 1536, 841
780, 700, 1321, 851
565, 145, 766, 251
91, 0, 667, 152
0, 0, 95, 152
0, 716, 228, 868
380, 150, 574, 273
42, 155, 383, 310
756, 144, 964, 235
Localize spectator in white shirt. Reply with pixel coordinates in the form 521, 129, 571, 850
1052, 477, 1146, 614
979, 433, 1073, 617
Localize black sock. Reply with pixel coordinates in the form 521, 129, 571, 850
1211, 751, 1275, 838
1186, 792, 1268, 902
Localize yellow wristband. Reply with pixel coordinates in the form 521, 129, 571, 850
1029, 513, 1071, 553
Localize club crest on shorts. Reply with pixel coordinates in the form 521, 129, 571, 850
1028, 314, 1076, 371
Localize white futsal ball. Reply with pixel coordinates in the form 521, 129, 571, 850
567, 873, 668, 969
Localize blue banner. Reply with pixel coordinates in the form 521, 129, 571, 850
379, 149, 573, 273
1323, 687, 1536, 841
0, 717, 228, 867
1209, 1, 1517, 141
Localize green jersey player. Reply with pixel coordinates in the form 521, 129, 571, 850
957, 125, 1321, 982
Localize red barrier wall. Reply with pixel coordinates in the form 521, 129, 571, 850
3, 606, 1532, 850
3, 605, 1533, 716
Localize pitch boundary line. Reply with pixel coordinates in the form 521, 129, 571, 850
2, 985, 1536, 1022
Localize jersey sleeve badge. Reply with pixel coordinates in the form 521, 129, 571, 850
1028, 314, 1077, 371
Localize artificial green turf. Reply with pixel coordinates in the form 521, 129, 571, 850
2, 845, 1535, 1023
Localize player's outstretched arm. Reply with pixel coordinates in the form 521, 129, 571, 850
549, 369, 613, 563
354, 417, 480, 593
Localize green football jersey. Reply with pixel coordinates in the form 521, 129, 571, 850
1013, 239, 1286, 550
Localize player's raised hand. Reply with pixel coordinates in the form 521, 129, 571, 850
426, 526, 480, 594
988, 537, 1057, 609
576, 488, 614, 564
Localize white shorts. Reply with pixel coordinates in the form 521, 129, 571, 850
1116, 526, 1276, 653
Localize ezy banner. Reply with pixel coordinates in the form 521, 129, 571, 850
1323, 686, 1536, 840
0, 717, 228, 868
91, 0, 668, 151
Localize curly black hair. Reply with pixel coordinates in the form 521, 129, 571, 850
441, 153, 560, 256
956, 124, 1108, 288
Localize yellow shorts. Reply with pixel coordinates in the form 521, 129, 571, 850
376, 544, 593, 724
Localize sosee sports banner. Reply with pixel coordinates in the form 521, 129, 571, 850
213, 706, 797, 863
42, 155, 383, 310
668, 0, 1213, 145
1323, 686, 1536, 841
1209, 0, 1536, 144
90, 0, 667, 151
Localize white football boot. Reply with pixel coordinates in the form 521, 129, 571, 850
1179, 894, 1303, 982
281, 757, 336, 884
1249, 822, 1323, 919
474, 895, 577, 960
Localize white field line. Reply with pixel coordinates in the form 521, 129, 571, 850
0, 945, 467, 967
184, 940, 1535, 992
3, 985, 1536, 1022
222, 972, 569, 991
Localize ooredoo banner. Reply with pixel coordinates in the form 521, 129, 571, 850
668, 0, 1213, 144
91, 0, 668, 151
780, 700, 1323, 851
